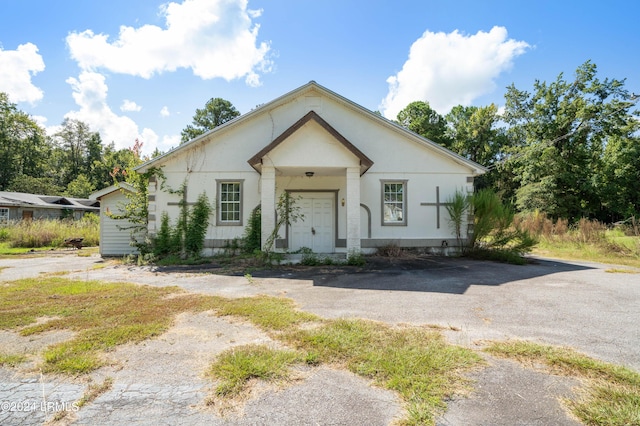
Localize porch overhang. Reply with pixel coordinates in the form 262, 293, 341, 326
247, 110, 374, 176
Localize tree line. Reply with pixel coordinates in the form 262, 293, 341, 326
0, 93, 148, 198
1, 60, 638, 222
397, 61, 639, 223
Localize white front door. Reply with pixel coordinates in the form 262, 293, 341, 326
290, 194, 334, 253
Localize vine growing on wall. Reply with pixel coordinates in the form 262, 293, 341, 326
152, 179, 213, 259
263, 192, 304, 254
109, 166, 164, 254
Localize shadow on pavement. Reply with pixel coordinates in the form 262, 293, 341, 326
154, 256, 595, 295
309, 257, 594, 294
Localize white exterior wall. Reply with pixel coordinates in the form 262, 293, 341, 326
99, 190, 139, 256
140, 84, 482, 254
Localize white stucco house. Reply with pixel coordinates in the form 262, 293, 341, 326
100, 81, 486, 257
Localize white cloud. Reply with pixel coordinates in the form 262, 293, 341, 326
66, 0, 271, 85
64, 71, 159, 154
160, 106, 170, 117
121, 99, 142, 112
0, 43, 45, 104
158, 134, 181, 153
380, 26, 529, 119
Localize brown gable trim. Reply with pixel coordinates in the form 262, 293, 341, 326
247, 110, 374, 175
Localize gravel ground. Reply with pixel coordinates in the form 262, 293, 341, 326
0, 252, 638, 425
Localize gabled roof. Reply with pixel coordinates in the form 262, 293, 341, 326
90, 182, 136, 200
247, 110, 374, 175
136, 81, 487, 175
0, 191, 100, 211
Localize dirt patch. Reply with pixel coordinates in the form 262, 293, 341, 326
91, 311, 273, 385
0, 329, 75, 357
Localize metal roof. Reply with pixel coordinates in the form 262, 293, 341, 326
0, 191, 100, 211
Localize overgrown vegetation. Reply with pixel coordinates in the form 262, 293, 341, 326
208, 344, 302, 397
517, 212, 640, 267
0, 352, 27, 367
445, 190, 470, 248
281, 320, 482, 425
151, 190, 212, 259
0, 215, 99, 249
1, 276, 637, 425
0, 277, 215, 374
209, 300, 482, 425
469, 189, 537, 257
107, 154, 160, 254
485, 340, 640, 426
442, 188, 537, 263
241, 204, 262, 253
1, 277, 480, 424
264, 192, 304, 254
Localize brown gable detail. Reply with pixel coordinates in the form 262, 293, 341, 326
247, 110, 374, 175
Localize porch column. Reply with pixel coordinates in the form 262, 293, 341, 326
260, 166, 276, 251
346, 166, 361, 255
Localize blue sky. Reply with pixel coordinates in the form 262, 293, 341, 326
1, 0, 638, 155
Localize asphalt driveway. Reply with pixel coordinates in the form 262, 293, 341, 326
0, 252, 638, 425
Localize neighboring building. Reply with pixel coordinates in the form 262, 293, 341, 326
90, 184, 140, 256
100, 81, 486, 257
0, 191, 100, 223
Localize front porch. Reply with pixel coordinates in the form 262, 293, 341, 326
246, 110, 373, 257
259, 166, 363, 256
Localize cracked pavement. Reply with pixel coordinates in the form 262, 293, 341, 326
0, 252, 637, 425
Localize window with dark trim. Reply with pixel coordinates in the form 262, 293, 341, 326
217, 180, 243, 225
0, 208, 8, 224
381, 180, 407, 226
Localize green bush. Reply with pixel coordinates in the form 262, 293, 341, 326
185, 193, 212, 256
0, 227, 10, 242
153, 212, 172, 256
471, 189, 537, 256
242, 205, 261, 253
151, 191, 212, 259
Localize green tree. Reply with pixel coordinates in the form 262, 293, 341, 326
7, 174, 63, 195
53, 119, 103, 188
598, 131, 640, 221
502, 61, 636, 221
89, 142, 143, 190
0, 93, 51, 190
445, 104, 507, 167
180, 97, 240, 143
65, 174, 96, 198
397, 101, 452, 148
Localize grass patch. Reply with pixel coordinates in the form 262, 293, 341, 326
213, 295, 321, 332
605, 268, 640, 274
532, 238, 640, 268
76, 377, 114, 408
0, 352, 27, 367
280, 320, 482, 425
208, 344, 302, 397
0, 242, 56, 256
0, 277, 215, 374
206, 297, 483, 425
485, 340, 640, 425
0, 276, 483, 424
